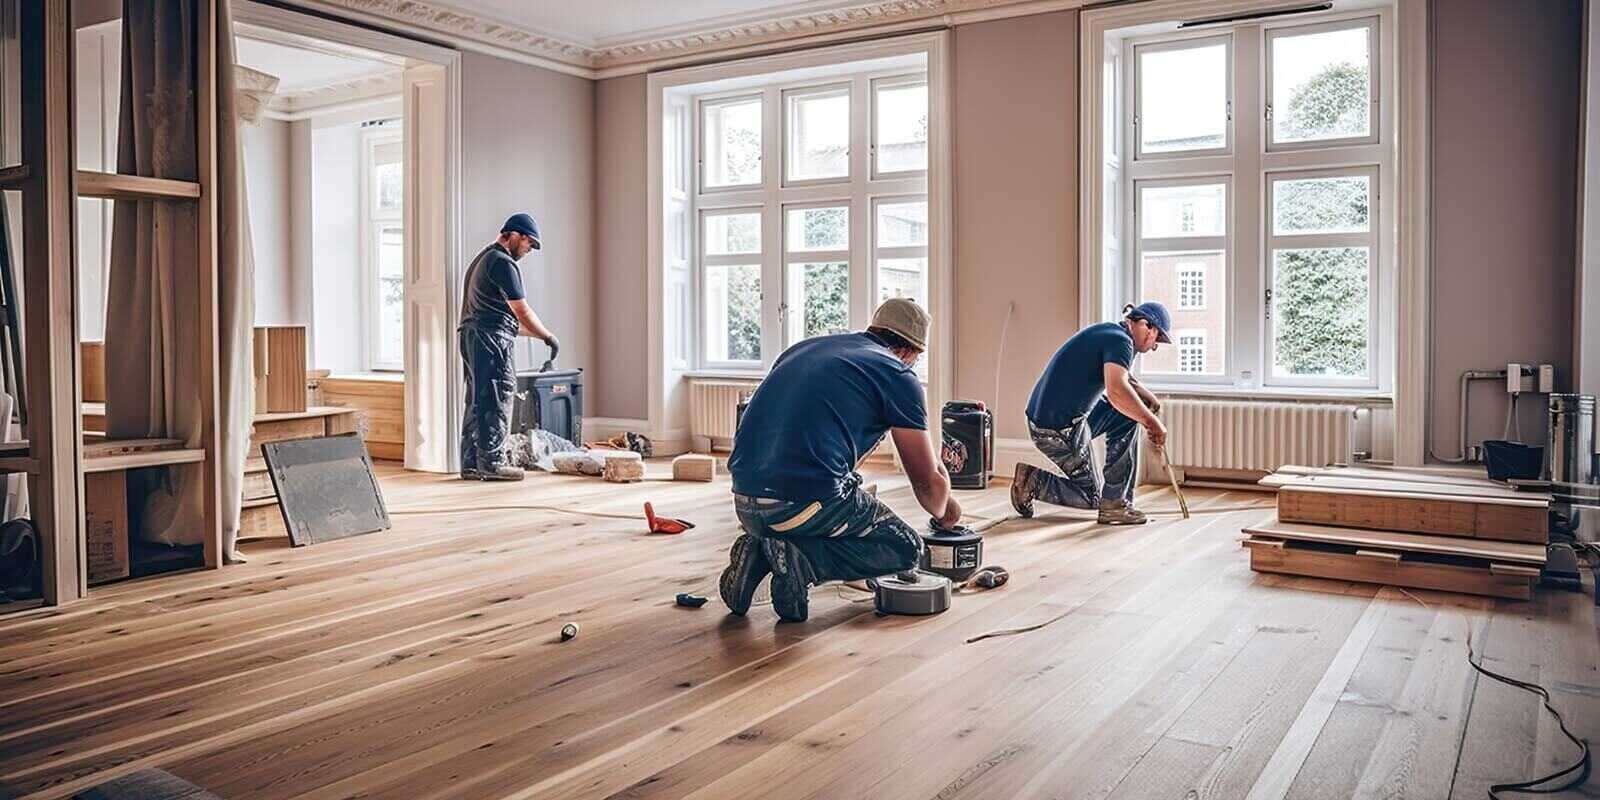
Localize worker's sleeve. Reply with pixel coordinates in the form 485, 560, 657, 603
1104, 335, 1135, 370
491, 257, 527, 303
879, 367, 928, 431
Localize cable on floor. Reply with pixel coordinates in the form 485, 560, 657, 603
1395, 588, 1591, 798
388, 504, 646, 521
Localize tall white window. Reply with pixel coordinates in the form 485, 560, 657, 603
1109, 11, 1391, 391
362, 125, 404, 371
690, 65, 929, 372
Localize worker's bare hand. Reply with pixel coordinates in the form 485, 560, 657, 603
938, 496, 962, 529
1145, 417, 1168, 449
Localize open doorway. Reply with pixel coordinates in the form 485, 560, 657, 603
72, 1, 461, 479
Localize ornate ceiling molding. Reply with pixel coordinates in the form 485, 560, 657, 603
292, 0, 1076, 76
265, 71, 405, 119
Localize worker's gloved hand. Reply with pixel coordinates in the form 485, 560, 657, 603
543, 334, 560, 364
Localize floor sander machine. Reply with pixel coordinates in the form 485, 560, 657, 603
872, 516, 1010, 616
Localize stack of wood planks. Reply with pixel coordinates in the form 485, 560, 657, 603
1245, 464, 1549, 600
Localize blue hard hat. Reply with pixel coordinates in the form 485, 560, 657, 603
1126, 301, 1172, 343
501, 213, 541, 249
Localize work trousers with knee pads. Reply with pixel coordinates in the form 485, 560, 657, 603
458, 325, 517, 471
1024, 398, 1142, 509
733, 475, 922, 582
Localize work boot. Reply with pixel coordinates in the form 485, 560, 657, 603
762, 537, 815, 622
459, 467, 482, 481
478, 464, 525, 482
1096, 499, 1147, 526
719, 533, 771, 616
1010, 463, 1037, 519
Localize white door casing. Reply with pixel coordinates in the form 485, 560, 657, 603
403, 63, 451, 471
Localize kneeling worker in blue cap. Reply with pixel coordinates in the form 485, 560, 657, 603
1010, 302, 1172, 525
457, 213, 559, 481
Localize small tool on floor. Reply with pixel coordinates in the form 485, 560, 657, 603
559, 623, 579, 641
872, 570, 952, 616
675, 593, 708, 608
1156, 445, 1190, 519
921, 517, 985, 582
644, 503, 695, 534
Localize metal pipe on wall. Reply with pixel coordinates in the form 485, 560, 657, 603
1432, 368, 1507, 463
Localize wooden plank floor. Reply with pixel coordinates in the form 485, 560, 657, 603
0, 464, 1594, 799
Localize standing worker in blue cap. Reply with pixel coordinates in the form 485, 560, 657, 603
457, 213, 559, 481
1010, 301, 1171, 524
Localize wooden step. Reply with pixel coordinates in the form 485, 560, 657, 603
1243, 536, 1538, 601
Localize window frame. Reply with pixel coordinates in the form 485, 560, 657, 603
698, 206, 766, 370
782, 201, 852, 347
1264, 164, 1381, 389
783, 82, 853, 187
360, 124, 404, 373
1265, 16, 1381, 153
870, 73, 931, 180
698, 92, 766, 194
1132, 33, 1234, 162
1100, 7, 1393, 395
1177, 331, 1208, 374
687, 65, 931, 374
1132, 174, 1232, 384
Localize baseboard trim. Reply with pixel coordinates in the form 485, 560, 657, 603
584, 417, 649, 443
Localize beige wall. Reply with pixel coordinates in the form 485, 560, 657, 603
952, 11, 1080, 440
594, 74, 649, 420
461, 52, 596, 377
1429, 0, 1583, 457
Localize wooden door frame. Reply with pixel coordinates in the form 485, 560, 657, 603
234, 0, 463, 473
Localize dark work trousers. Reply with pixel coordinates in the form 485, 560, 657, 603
733, 475, 923, 582
458, 325, 517, 471
1025, 398, 1142, 509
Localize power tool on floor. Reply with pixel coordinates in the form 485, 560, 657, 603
871, 517, 1009, 616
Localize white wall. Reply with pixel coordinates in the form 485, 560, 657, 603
1580, 0, 1599, 407
309, 116, 366, 373
244, 118, 299, 324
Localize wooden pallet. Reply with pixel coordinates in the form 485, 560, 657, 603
1243, 535, 1538, 600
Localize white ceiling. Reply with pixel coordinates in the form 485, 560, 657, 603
235, 36, 398, 93
436, 0, 873, 46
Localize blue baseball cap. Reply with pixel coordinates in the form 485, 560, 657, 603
1125, 301, 1172, 343
501, 213, 541, 249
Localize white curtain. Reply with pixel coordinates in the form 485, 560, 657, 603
106, 0, 255, 561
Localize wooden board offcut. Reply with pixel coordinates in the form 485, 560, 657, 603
1243, 537, 1536, 601
1277, 486, 1547, 544
1241, 520, 1546, 565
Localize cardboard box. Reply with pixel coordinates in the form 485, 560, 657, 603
85, 472, 128, 585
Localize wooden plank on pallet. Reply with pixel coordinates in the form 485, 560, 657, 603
1274, 474, 1543, 504
1241, 520, 1546, 566
1277, 487, 1547, 544
1243, 537, 1534, 601
1273, 463, 1511, 492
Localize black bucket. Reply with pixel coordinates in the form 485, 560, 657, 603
1481, 440, 1543, 481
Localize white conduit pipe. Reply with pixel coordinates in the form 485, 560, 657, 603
1432, 369, 1507, 463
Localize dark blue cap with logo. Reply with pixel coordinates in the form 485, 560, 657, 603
501, 213, 541, 249
1125, 301, 1172, 343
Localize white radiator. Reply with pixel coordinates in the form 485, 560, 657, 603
689, 379, 760, 448
1145, 398, 1357, 479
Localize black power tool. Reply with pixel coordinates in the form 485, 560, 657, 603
920, 517, 984, 583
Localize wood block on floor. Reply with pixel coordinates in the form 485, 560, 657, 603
602, 451, 644, 483
1243, 536, 1535, 601
672, 454, 717, 482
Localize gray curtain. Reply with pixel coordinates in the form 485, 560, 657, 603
107, 0, 255, 561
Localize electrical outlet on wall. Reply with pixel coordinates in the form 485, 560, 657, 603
1537, 364, 1557, 393
1507, 363, 1535, 394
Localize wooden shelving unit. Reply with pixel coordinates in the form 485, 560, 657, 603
10, 0, 225, 605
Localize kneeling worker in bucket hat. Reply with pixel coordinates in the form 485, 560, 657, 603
720, 298, 961, 622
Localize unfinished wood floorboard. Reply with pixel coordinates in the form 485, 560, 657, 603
0, 466, 1592, 799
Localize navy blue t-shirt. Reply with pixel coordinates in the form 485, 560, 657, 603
458, 243, 527, 336
729, 332, 927, 501
1025, 321, 1136, 429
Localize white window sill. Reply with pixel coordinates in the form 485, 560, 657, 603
685, 370, 765, 381
1141, 383, 1392, 405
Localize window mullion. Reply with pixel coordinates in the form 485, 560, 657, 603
760, 85, 784, 370
1233, 24, 1264, 390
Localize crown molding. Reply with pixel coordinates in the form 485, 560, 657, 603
284, 0, 1084, 78
263, 71, 405, 121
